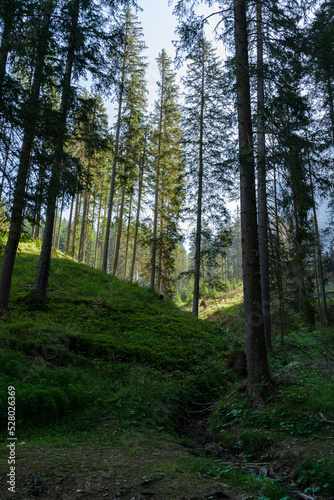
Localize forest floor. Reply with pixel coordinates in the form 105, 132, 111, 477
0, 237, 334, 500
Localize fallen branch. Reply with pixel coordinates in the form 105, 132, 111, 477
318, 412, 334, 425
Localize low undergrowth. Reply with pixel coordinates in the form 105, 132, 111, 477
191, 457, 288, 500
1, 237, 334, 499
0, 238, 238, 439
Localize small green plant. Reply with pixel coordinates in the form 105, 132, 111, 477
219, 430, 273, 457
191, 457, 289, 499
297, 457, 334, 495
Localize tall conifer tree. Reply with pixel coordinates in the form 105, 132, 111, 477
150, 49, 184, 296
182, 37, 232, 316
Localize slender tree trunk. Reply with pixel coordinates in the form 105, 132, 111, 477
88, 199, 95, 266
234, 0, 272, 405
78, 157, 91, 262
0, 0, 54, 311
273, 165, 285, 344
157, 219, 164, 294
94, 195, 102, 269
151, 57, 165, 290
326, 78, 334, 144
123, 194, 132, 280
52, 202, 58, 247
78, 192, 90, 262
192, 41, 205, 317
102, 55, 126, 273
157, 166, 166, 294
71, 193, 80, 258
256, 0, 271, 349
56, 195, 64, 250
111, 198, 120, 273
0, 125, 13, 200
66, 195, 75, 253
32, 146, 47, 240
0, 0, 17, 96
34, 0, 80, 296
130, 162, 144, 282
112, 185, 126, 276
308, 160, 328, 326
99, 199, 108, 270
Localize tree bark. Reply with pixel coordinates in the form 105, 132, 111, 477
256, 0, 271, 349
65, 195, 75, 253
99, 199, 108, 270
101, 45, 127, 273
94, 194, 102, 269
308, 160, 328, 326
192, 40, 205, 317
326, 78, 334, 144
0, 0, 54, 311
123, 194, 132, 280
71, 193, 81, 258
0, 0, 18, 95
130, 161, 144, 282
234, 0, 272, 405
78, 159, 91, 263
273, 165, 285, 344
112, 185, 126, 276
151, 55, 165, 290
56, 195, 64, 250
34, 0, 80, 296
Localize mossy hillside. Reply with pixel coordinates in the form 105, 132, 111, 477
0, 238, 238, 437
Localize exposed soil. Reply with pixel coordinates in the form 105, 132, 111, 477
0, 431, 240, 500
178, 409, 334, 500
1, 407, 334, 500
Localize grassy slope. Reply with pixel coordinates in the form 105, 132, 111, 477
0, 238, 333, 499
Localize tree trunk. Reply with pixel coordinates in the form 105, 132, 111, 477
326, 78, 334, 144
112, 185, 126, 276
0, 125, 13, 200
308, 160, 328, 326
0, 0, 54, 311
151, 56, 165, 290
66, 195, 75, 253
101, 51, 126, 273
56, 195, 64, 250
256, 0, 271, 349
88, 199, 95, 266
130, 161, 144, 282
94, 194, 102, 269
123, 194, 132, 280
273, 164, 285, 344
78, 185, 90, 263
34, 0, 80, 296
99, 199, 108, 270
0, 0, 17, 95
52, 202, 58, 247
192, 40, 205, 317
71, 193, 81, 258
234, 0, 272, 405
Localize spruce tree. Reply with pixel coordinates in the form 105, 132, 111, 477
0, 0, 55, 311
150, 49, 184, 296
234, 0, 272, 405
102, 7, 147, 274
111, 8, 148, 276
182, 37, 232, 316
